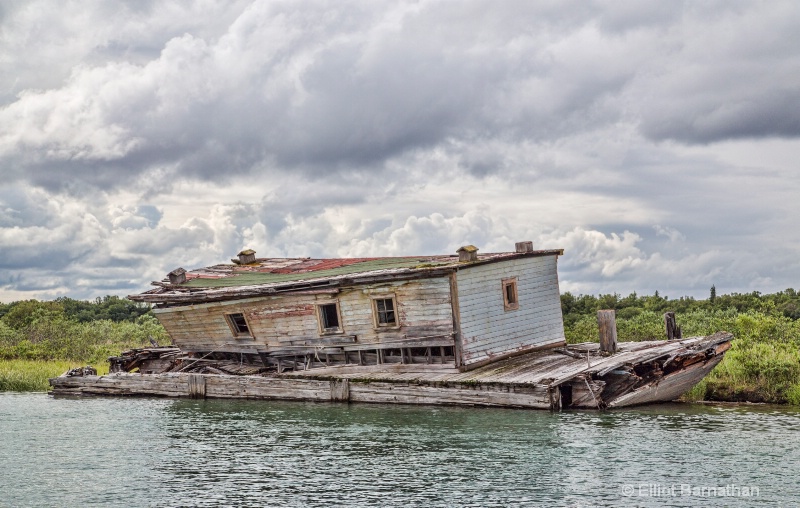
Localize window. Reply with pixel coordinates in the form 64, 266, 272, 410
226, 313, 251, 337
318, 302, 342, 333
502, 278, 519, 311
374, 297, 397, 326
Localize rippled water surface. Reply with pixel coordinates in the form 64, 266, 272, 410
1, 393, 799, 507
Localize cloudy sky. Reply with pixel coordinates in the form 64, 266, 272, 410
1, 1, 799, 302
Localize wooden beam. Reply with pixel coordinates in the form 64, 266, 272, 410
664, 312, 681, 340
597, 310, 617, 354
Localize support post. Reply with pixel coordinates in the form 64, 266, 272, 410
188, 374, 206, 399
597, 309, 618, 354
330, 379, 350, 402
664, 312, 681, 340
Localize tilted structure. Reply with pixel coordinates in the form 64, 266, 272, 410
129, 241, 566, 371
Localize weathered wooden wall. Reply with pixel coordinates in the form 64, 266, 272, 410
153, 278, 455, 353
456, 255, 565, 367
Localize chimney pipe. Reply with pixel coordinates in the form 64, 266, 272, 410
168, 267, 187, 285
515, 241, 534, 253
457, 245, 479, 262
236, 249, 257, 265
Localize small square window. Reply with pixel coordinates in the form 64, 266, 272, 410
374, 297, 397, 326
226, 313, 251, 336
318, 302, 342, 333
502, 278, 519, 311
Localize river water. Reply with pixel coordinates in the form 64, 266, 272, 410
0, 393, 798, 507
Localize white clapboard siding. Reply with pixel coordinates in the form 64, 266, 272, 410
154, 277, 455, 352
456, 255, 565, 366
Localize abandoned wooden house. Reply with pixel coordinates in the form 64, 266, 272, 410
127, 241, 566, 372
52, 241, 733, 409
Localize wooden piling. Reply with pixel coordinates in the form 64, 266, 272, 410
330, 379, 350, 402
188, 374, 206, 399
597, 310, 617, 354
664, 312, 681, 340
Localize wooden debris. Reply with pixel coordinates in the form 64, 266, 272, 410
65, 366, 97, 377
109, 347, 181, 374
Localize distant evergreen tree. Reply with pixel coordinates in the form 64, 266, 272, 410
710, 284, 717, 304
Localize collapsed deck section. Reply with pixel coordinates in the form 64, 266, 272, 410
51, 333, 732, 410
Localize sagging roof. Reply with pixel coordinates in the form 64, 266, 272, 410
129, 248, 564, 306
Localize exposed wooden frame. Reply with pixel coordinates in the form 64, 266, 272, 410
449, 272, 463, 368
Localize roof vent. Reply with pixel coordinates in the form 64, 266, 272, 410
457, 245, 479, 262
515, 241, 534, 253
232, 249, 256, 265
168, 267, 187, 285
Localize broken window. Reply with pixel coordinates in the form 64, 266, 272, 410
318, 302, 341, 332
502, 278, 519, 311
226, 313, 251, 337
374, 297, 397, 326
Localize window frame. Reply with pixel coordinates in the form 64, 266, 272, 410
502, 277, 519, 311
372, 295, 399, 328
225, 312, 253, 338
316, 301, 344, 335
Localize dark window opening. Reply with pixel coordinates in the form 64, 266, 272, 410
227, 313, 250, 336
560, 384, 573, 408
320, 303, 340, 331
502, 278, 519, 311
375, 298, 396, 326
505, 284, 517, 304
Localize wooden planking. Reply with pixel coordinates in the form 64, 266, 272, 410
50, 335, 730, 409
51, 373, 333, 401
457, 273, 559, 309
460, 311, 564, 347
457, 255, 565, 365
205, 375, 331, 401
348, 381, 553, 409
50, 372, 552, 408
607, 355, 725, 408
154, 277, 455, 353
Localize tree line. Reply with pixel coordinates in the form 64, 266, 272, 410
0, 296, 168, 364
561, 287, 800, 326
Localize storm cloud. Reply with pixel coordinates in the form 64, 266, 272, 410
1, 0, 799, 301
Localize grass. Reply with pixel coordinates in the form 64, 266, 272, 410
0, 360, 109, 392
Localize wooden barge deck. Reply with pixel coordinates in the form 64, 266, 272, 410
50, 333, 732, 410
